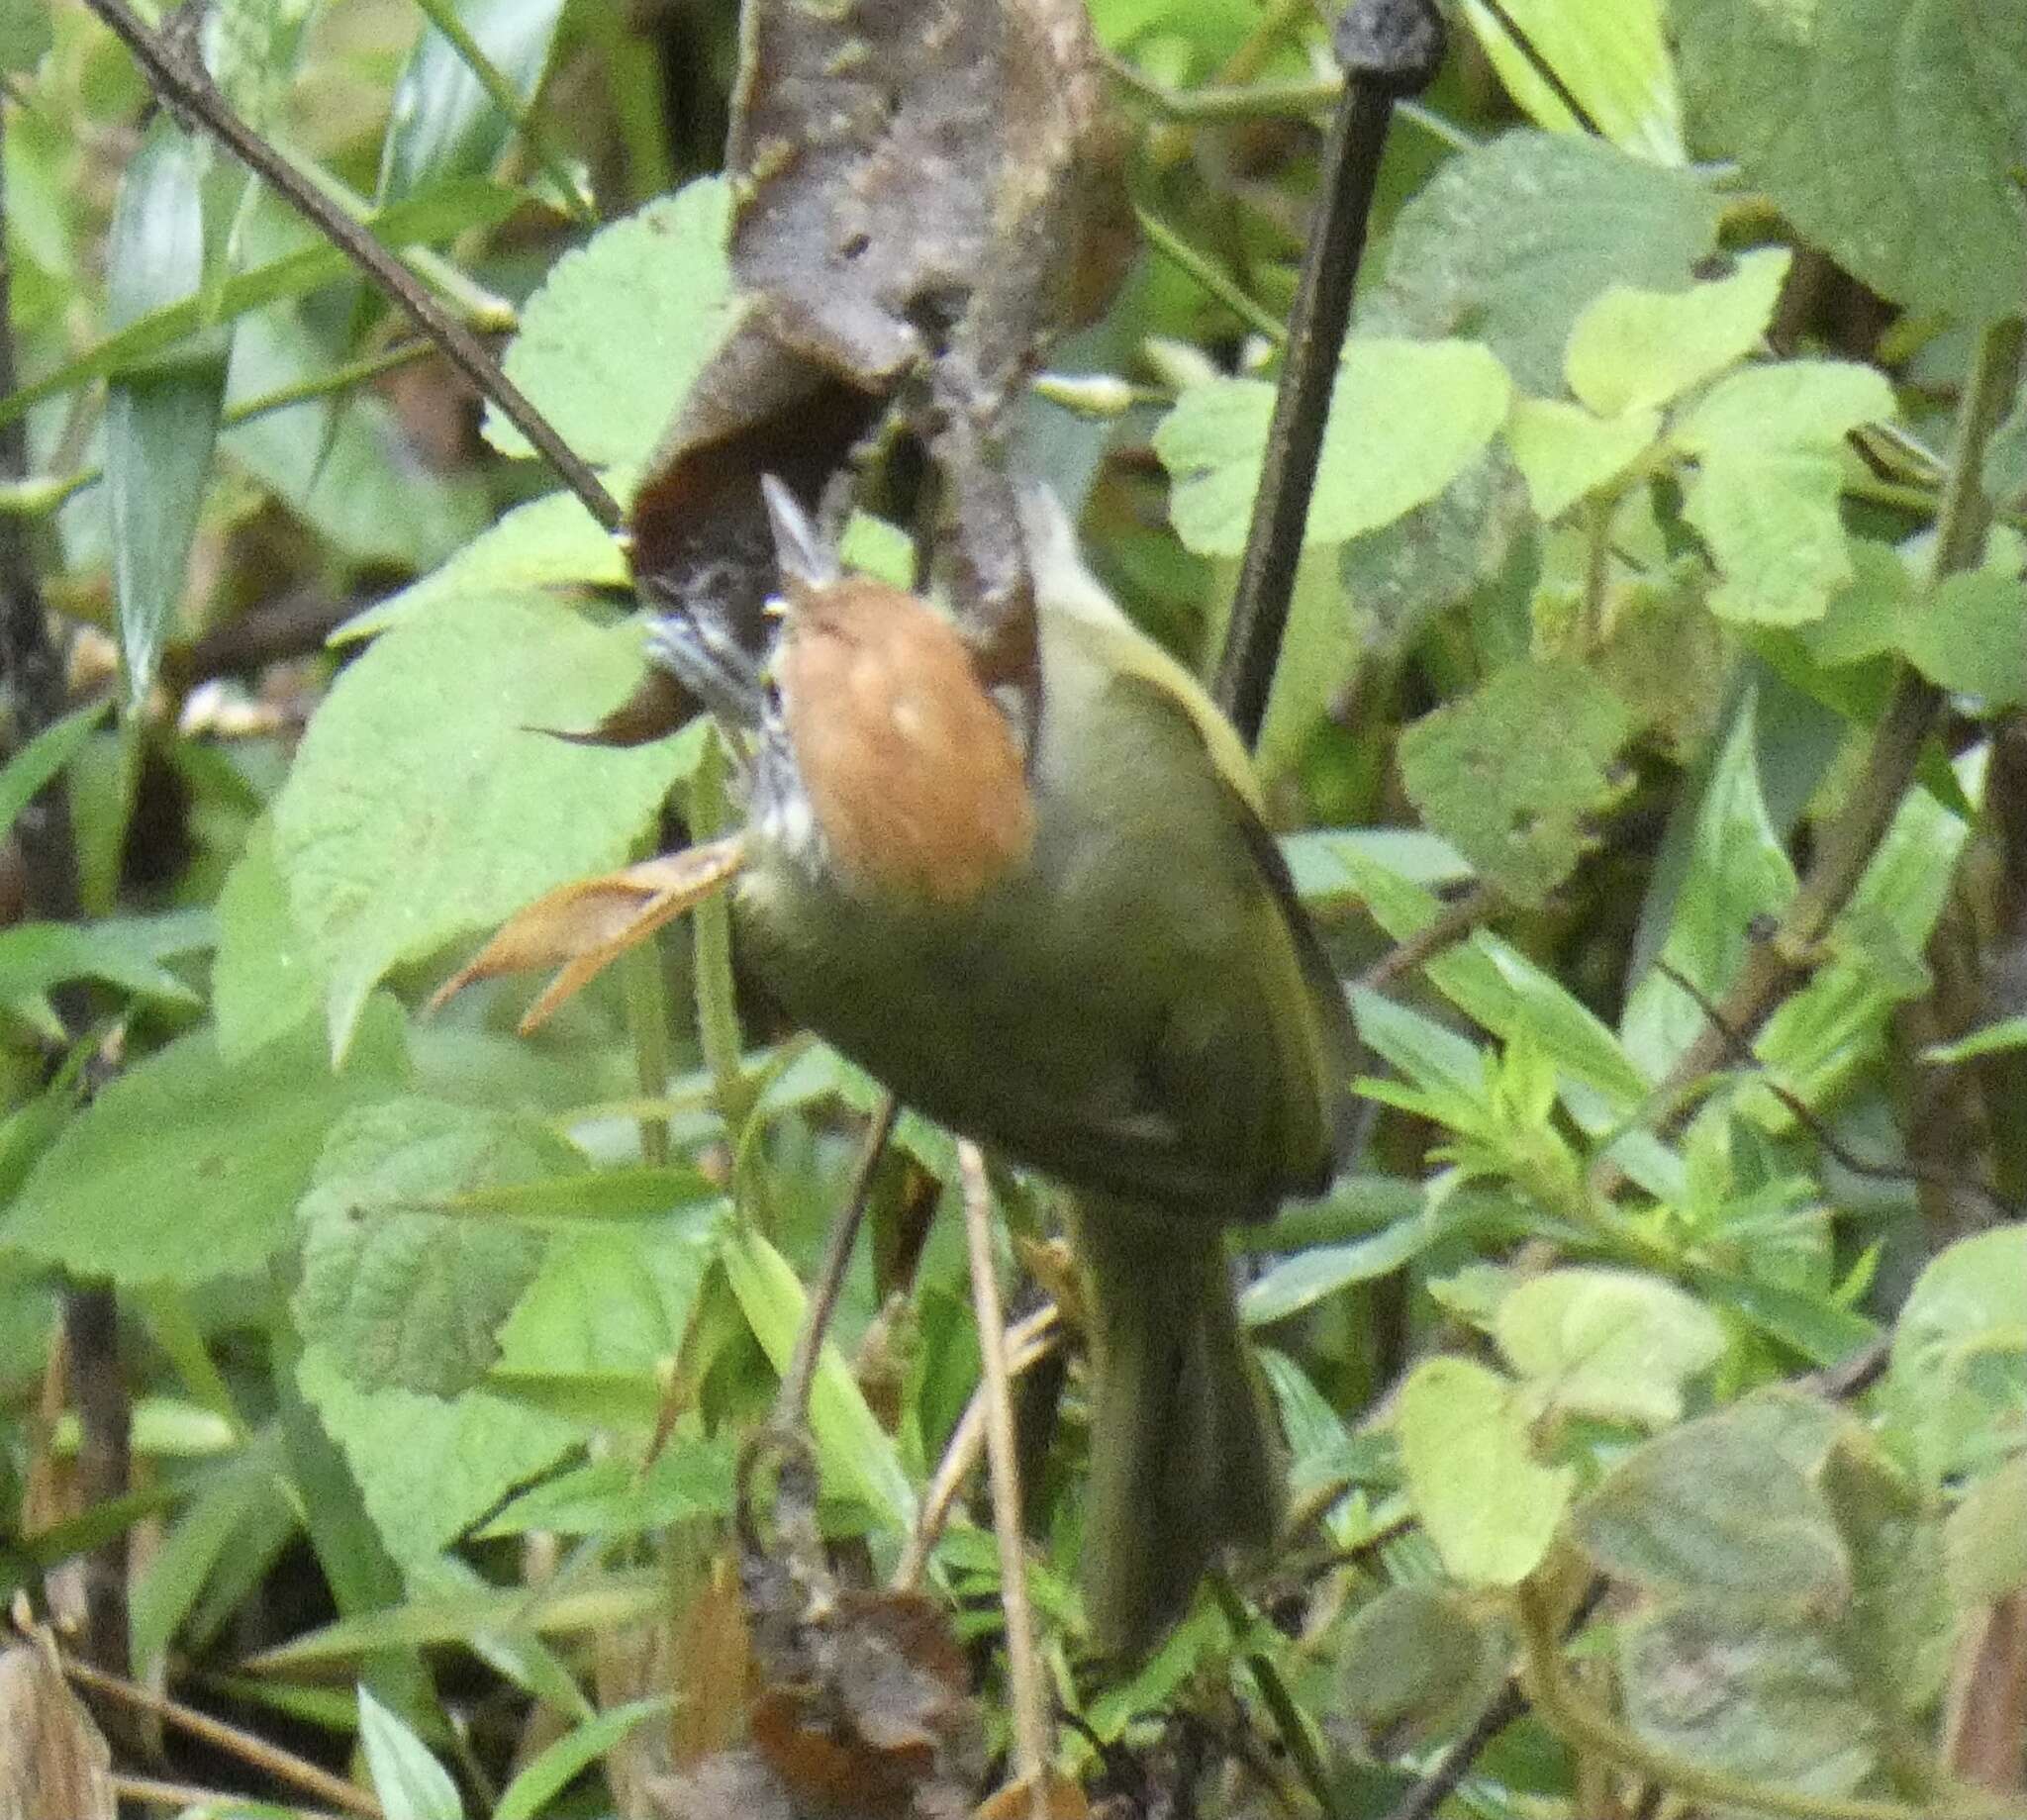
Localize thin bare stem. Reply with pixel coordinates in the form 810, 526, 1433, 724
75, 0, 622, 531
113, 1774, 349, 1819
958, 1143, 1051, 1816
893, 1304, 1060, 1590
774, 1094, 900, 1428
59, 1656, 384, 1820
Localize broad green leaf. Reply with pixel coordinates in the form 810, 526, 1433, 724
212, 817, 320, 1063
272, 591, 691, 1060
1364, 132, 1720, 393
1672, 0, 2027, 325
485, 180, 738, 466
1887, 1226, 2027, 1486
1944, 1451, 2027, 1607
294, 1101, 569, 1397
1503, 396, 1659, 521
1797, 539, 1910, 667
1621, 696, 1795, 1076
0, 0, 51, 72
223, 307, 487, 572
335, 485, 632, 643
1397, 657, 1629, 907
296, 1344, 575, 1569
1576, 1392, 1851, 1608
381, 0, 569, 202
496, 1220, 714, 1375
1675, 364, 1890, 631
1686, 1265, 1879, 1370
1155, 338, 1510, 557
720, 1223, 917, 1529
1398, 1357, 1570, 1585
0, 700, 110, 839
1256, 547, 1360, 789
1619, 1603, 1875, 1797
493, 1696, 671, 1820
479, 1429, 734, 1537
1337, 1584, 1504, 1754
0, 182, 520, 430
1898, 568, 2027, 705
1496, 1268, 1723, 1426
1685, 447, 1852, 625
358, 1685, 462, 1820
0, 921, 201, 1008
1679, 360, 1894, 456
104, 118, 227, 708
1459, 0, 1681, 161
3, 1000, 408, 1286
1564, 249, 1788, 417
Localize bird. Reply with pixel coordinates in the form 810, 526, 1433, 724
644, 475, 1358, 1656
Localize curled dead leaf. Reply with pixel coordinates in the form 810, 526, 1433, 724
0, 1642, 115, 1820
432, 838, 745, 1031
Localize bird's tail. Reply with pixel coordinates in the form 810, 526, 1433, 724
1068, 1197, 1285, 1658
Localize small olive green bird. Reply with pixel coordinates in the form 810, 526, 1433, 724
644, 478, 1356, 1655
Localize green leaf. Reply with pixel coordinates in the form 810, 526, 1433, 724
1798, 539, 1911, 667
380, 0, 568, 201
213, 817, 321, 1063
1887, 1225, 2027, 1486
479, 1428, 735, 1536
222, 306, 488, 572
1352, 989, 1489, 1133
1364, 132, 1720, 393
1679, 359, 1894, 456
1241, 1215, 1438, 1327
1155, 338, 1510, 557
1503, 396, 1659, 521
358, 1684, 463, 1820
1397, 657, 1629, 907
1923, 1015, 2027, 1064
1565, 248, 1789, 417
493, 1696, 670, 1820
0, 921, 201, 1008
294, 1101, 568, 1397
296, 1344, 576, 1569
1898, 567, 2027, 705
272, 592, 692, 1060
1575, 1391, 1851, 1608
495, 1220, 714, 1375
1618, 1602, 1876, 1797
485, 180, 738, 466
0, 700, 110, 840
1459, 0, 1682, 160
1944, 1451, 2027, 1607
335, 484, 632, 643
1684, 447, 1854, 626
719, 1223, 917, 1529
1495, 1268, 1724, 1425
1672, 0, 2027, 325
1397, 1356, 1572, 1585
3, 1000, 408, 1286
1621, 695, 1795, 1076
0, 0, 51, 72
104, 118, 228, 709
1336, 1583, 1505, 1754
0, 182, 520, 430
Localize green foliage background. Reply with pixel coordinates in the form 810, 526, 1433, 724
0, 0, 2023, 1816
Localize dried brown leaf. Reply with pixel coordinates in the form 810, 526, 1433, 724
432, 839, 745, 1030
0, 1645, 115, 1820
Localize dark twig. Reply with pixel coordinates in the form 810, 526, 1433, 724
1651, 956, 2022, 1220
76, 0, 623, 532
1600, 314, 2027, 1185
1214, 0, 1445, 745
0, 95, 130, 1682
774, 1093, 900, 1428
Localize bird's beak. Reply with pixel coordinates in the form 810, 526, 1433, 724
759, 474, 839, 599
